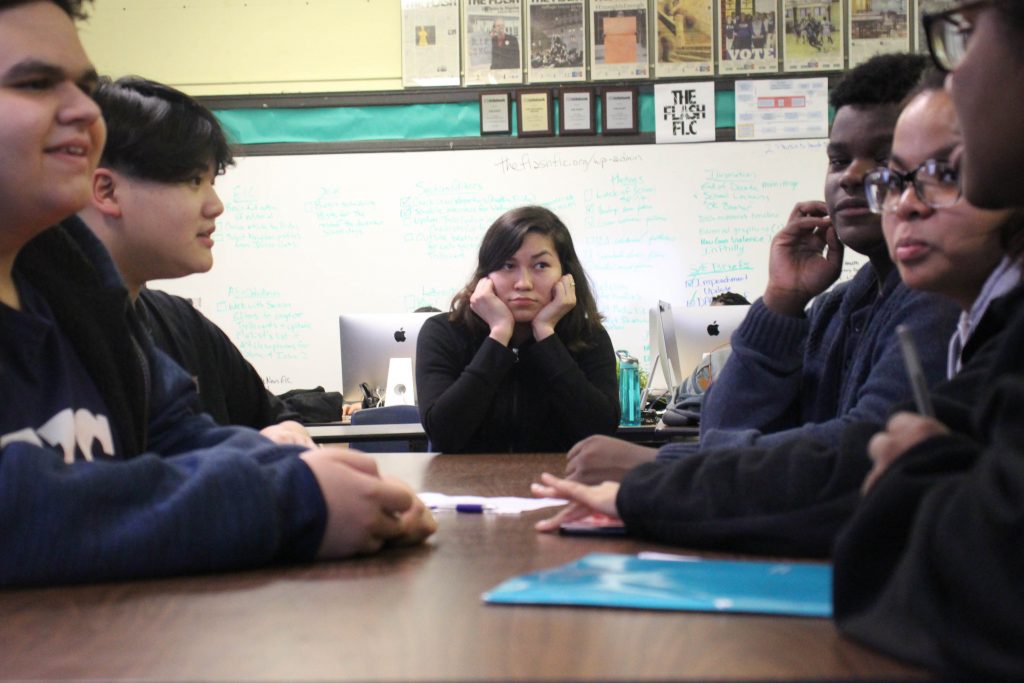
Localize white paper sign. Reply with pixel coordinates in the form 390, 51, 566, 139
655, 81, 716, 143
733, 77, 828, 141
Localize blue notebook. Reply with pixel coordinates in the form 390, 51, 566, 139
483, 552, 832, 617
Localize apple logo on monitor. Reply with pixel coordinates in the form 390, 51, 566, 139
394, 328, 407, 343
707, 321, 720, 336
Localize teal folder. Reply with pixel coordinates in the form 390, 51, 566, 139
483, 552, 832, 617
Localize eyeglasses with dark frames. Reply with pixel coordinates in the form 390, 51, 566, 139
922, 0, 992, 72
864, 160, 962, 214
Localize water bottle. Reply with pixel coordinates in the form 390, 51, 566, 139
617, 350, 641, 427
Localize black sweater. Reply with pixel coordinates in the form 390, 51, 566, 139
832, 283, 1024, 680
415, 314, 619, 453
615, 288, 1010, 558
136, 289, 299, 429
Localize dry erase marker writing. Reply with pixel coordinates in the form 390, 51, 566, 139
896, 325, 935, 417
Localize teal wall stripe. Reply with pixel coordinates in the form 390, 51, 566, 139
214, 90, 740, 146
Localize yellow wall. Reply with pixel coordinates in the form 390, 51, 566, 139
79, 0, 404, 96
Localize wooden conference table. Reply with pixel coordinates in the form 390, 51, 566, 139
0, 453, 927, 682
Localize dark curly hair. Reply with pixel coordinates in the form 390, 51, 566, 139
829, 53, 929, 111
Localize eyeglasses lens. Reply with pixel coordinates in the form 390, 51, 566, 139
865, 162, 961, 214
936, 17, 969, 70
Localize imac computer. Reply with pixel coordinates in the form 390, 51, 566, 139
338, 312, 438, 406
648, 301, 751, 392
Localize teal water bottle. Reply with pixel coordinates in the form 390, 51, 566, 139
617, 350, 641, 427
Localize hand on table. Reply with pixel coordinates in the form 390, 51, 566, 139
532, 472, 622, 533
260, 420, 316, 448
565, 434, 657, 484
862, 411, 950, 494
763, 201, 843, 317
300, 448, 437, 557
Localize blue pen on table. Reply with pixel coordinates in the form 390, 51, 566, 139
896, 324, 935, 417
430, 503, 494, 513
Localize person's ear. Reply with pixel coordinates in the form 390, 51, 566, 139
90, 168, 123, 218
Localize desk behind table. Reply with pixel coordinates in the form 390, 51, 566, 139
307, 422, 698, 448
0, 453, 927, 682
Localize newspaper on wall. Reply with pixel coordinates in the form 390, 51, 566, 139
655, 0, 714, 78
716, 0, 778, 75
401, 0, 461, 87
590, 0, 650, 80
847, 0, 910, 67
526, 0, 586, 83
782, 0, 844, 72
464, 0, 525, 85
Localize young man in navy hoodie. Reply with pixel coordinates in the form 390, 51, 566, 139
0, 0, 435, 586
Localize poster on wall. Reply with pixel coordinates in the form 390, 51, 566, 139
654, 81, 716, 143
590, 0, 650, 80
848, 0, 910, 66
527, 0, 586, 83
782, 0, 845, 72
401, 0, 461, 87
655, 0, 714, 78
464, 0, 524, 85
734, 76, 829, 140
717, 0, 779, 75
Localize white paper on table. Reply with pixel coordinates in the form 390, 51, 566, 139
418, 492, 567, 515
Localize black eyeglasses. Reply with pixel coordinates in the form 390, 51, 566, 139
922, 0, 992, 72
864, 160, 962, 214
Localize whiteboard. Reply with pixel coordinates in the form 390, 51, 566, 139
154, 139, 863, 393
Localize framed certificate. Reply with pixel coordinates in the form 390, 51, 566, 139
601, 86, 638, 135
480, 91, 512, 135
517, 90, 554, 137
559, 87, 595, 135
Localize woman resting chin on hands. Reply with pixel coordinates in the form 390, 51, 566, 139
415, 206, 620, 454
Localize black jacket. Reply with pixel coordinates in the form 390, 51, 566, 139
416, 314, 619, 453
137, 289, 299, 429
833, 284, 1024, 680
615, 288, 1010, 558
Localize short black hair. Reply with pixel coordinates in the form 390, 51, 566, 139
829, 53, 929, 111
711, 292, 750, 306
94, 76, 234, 183
0, 0, 91, 19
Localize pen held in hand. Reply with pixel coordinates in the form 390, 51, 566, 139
896, 325, 935, 418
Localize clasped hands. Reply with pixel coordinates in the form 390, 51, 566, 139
300, 448, 437, 558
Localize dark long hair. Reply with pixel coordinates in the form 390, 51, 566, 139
450, 206, 604, 352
